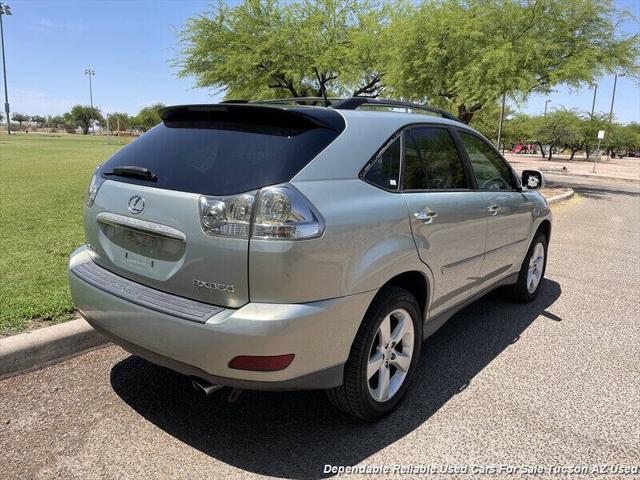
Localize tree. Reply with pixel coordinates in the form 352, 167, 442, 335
106, 112, 131, 132
11, 113, 29, 127
608, 122, 640, 157
533, 109, 583, 160
385, 0, 639, 123
581, 112, 609, 159
48, 115, 66, 129
30, 115, 47, 128
174, 0, 389, 100
0, 112, 4, 123
134, 103, 165, 132
69, 105, 103, 135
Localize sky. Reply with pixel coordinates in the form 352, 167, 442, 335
1, 0, 639, 122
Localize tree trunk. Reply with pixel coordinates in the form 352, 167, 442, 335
456, 103, 482, 124
547, 146, 553, 161
569, 148, 578, 160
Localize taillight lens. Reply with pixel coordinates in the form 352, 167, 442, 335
85, 166, 105, 207
199, 184, 324, 241
199, 193, 255, 238
252, 185, 324, 240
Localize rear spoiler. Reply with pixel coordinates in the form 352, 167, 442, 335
159, 104, 346, 133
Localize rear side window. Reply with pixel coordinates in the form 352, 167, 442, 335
100, 110, 342, 196
364, 137, 401, 190
403, 127, 468, 190
458, 131, 516, 190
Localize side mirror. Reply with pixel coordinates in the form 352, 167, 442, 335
522, 170, 544, 190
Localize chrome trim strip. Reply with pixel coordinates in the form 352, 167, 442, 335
96, 212, 186, 241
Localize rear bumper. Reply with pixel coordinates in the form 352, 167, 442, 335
68, 246, 375, 390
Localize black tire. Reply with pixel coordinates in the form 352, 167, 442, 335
510, 231, 548, 303
326, 286, 422, 421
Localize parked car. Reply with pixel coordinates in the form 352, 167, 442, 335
68, 98, 551, 420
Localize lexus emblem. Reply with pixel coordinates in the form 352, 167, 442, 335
128, 195, 145, 214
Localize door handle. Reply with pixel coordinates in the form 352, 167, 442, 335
488, 204, 500, 216
414, 211, 438, 224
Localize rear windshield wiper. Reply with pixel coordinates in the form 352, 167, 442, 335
103, 166, 158, 182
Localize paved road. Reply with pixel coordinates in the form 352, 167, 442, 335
1, 178, 639, 480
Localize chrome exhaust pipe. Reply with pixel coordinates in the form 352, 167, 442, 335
191, 378, 223, 396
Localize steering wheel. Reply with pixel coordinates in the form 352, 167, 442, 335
481, 176, 506, 189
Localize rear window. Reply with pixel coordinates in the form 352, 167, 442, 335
100, 109, 342, 196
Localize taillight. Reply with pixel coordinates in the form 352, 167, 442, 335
199, 193, 255, 238
85, 166, 105, 207
252, 185, 324, 240
199, 184, 324, 240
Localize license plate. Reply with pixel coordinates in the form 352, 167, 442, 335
126, 230, 158, 249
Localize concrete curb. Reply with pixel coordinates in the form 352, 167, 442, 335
0, 318, 108, 381
546, 188, 575, 205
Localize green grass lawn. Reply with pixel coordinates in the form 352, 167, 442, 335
0, 133, 132, 333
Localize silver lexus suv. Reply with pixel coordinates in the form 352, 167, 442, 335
68, 98, 551, 420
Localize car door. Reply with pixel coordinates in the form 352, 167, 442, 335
456, 130, 535, 287
401, 126, 489, 316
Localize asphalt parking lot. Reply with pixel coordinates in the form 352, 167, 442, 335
1, 176, 638, 479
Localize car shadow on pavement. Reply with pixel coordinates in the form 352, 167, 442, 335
570, 185, 640, 200
111, 279, 561, 479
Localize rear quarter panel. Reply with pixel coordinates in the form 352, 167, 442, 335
249, 179, 432, 303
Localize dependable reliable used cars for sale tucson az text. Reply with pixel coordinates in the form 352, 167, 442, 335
69, 97, 551, 420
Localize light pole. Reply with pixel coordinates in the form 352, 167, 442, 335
496, 92, 506, 152
544, 99, 551, 116
84, 68, 95, 134
604, 72, 621, 159
0, 2, 12, 136
590, 84, 598, 118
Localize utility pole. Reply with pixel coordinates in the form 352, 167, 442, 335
496, 92, 506, 152
84, 68, 95, 134
0, 2, 12, 136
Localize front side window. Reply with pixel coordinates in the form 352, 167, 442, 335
403, 127, 468, 190
458, 132, 516, 190
364, 136, 401, 190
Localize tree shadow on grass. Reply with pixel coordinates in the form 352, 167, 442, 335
111, 279, 561, 479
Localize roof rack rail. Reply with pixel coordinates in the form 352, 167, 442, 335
255, 97, 340, 106
330, 97, 459, 122
220, 97, 460, 122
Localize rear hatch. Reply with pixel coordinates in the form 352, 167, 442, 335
84, 104, 344, 308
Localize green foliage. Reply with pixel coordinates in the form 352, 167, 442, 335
532, 109, 584, 159
373, 0, 639, 123
134, 103, 165, 132
11, 112, 28, 126
608, 122, 640, 156
174, 0, 390, 99
48, 115, 66, 129
107, 112, 132, 132
0, 134, 133, 333
30, 115, 47, 128
69, 105, 104, 135
580, 112, 609, 158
